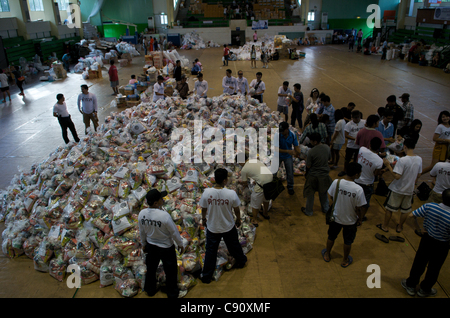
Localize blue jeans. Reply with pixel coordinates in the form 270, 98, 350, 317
279, 156, 294, 192
201, 227, 247, 282
305, 191, 330, 216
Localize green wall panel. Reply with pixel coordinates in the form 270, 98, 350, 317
322, 0, 376, 20
103, 23, 148, 38
327, 18, 374, 38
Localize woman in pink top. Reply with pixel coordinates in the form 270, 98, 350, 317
253, 31, 258, 42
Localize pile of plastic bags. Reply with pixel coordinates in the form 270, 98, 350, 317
0, 92, 297, 298
231, 34, 276, 61
116, 42, 140, 57
180, 31, 220, 50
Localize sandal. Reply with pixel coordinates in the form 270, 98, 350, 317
396, 224, 403, 233
389, 236, 405, 242
375, 233, 389, 243
341, 255, 353, 268
376, 223, 389, 233
321, 249, 330, 262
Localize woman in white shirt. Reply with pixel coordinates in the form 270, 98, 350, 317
304, 88, 320, 127
53, 94, 80, 144
153, 75, 166, 102
423, 110, 450, 174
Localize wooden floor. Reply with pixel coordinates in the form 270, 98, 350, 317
1, 43, 450, 300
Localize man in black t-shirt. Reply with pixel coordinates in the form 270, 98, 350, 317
385, 95, 404, 134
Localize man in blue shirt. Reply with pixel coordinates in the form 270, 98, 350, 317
401, 188, 450, 297
62, 53, 70, 72
316, 95, 335, 144
191, 61, 201, 75
277, 122, 301, 195
376, 110, 395, 145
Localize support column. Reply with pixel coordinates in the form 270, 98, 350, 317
301, 0, 309, 26
397, 0, 409, 30
9, 0, 29, 39
42, 0, 59, 37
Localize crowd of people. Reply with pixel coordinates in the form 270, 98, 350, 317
46, 41, 450, 298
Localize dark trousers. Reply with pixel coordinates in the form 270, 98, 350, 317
58, 115, 80, 144
144, 243, 179, 298
406, 233, 450, 293
223, 55, 229, 66
202, 226, 247, 282
291, 106, 303, 128
17, 80, 24, 93
253, 94, 263, 103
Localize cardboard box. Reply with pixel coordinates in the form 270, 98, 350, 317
88, 69, 98, 79
121, 53, 132, 61
102, 58, 110, 65
126, 100, 140, 108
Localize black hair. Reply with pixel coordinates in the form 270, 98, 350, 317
81, 84, 88, 90
56, 94, 64, 101
214, 168, 228, 185
321, 114, 330, 123
310, 113, 319, 129
370, 137, 382, 151
283, 81, 289, 86
310, 88, 319, 98
293, 83, 301, 90
443, 188, 450, 207
226, 69, 232, 74
279, 121, 289, 132
383, 109, 393, 118
157, 75, 164, 81
131, 75, 136, 79
321, 95, 330, 103
386, 95, 397, 103
197, 72, 203, 78
409, 119, 422, 134
348, 102, 355, 108
334, 109, 344, 122
377, 107, 385, 116
347, 162, 362, 177
366, 114, 380, 128
351, 110, 361, 118
309, 132, 322, 143
403, 138, 416, 150
256, 72, 262, 76
438, 110, 450, 125
176, 60, 180, 64
110, 60, 115, 65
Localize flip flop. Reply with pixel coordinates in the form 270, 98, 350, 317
396, 225, 403, 233
251, 221, 259, 228
389, 236, 405, 242
321, 249, 330, 262
376, 223, 389, 232
341, 255, 353, 268
375, 233, 389, 243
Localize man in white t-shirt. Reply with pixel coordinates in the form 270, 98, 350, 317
0, 69, 11, 103
378, 138, 422, 233
238, 154, 273, 227
138, 189, 185, 298
199, 168, 247, 284
339, 110, 366, 177
77, 84, 98, 134
354, 137, 384, 223
249, 72, 265, 103
322, 162, 366, 268
153, 75, 166, 102
235, 70, 249, 96
222, 69, 237, 95
277, 81, 292, 122
428, 157, 450, 204
192, 72, 208, 98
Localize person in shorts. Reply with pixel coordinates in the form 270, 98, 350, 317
0, 69, 11, 103
322, 162, 366, 268
238, 153, 273, 227
377, 138, 422, 233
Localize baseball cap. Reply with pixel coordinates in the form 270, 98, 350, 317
399, 93, 410, 100
146, 189, 168, 206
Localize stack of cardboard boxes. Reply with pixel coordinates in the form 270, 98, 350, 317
88, 69, 103, 79
189, 0, 203, 14
52, 62, 67, 79
253, 0, 286, 20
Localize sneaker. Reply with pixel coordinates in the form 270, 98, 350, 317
338, 171, 347, 177
200, 274, 211, 284
178, 290, 188, 298
401, 279, 416, 296
417, 288, 437, 297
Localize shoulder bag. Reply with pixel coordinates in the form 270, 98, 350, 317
256, 176, 285, 201
326, 179, 341, 225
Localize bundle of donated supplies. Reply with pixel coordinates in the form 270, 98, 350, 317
0, 91, 311, 297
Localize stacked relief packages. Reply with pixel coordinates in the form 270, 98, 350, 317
181, 31, 221, 50
0, 92, 308, 298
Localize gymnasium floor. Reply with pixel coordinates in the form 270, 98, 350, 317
1, 42, 449, 299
